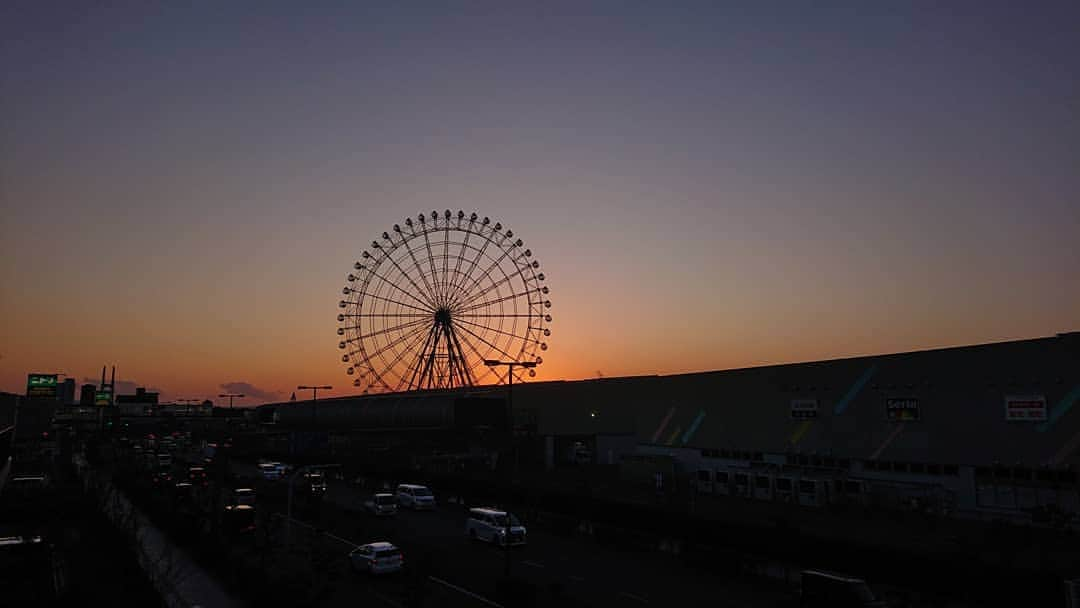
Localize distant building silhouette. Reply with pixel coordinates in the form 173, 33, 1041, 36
57, 378, 76, 405
116, 387, 159, 406
79, 384, 96, 406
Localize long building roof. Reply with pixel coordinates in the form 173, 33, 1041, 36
265, 332, 1080, 466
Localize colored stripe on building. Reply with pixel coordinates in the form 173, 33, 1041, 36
681, 410, 706, 444
834, 364, 878, 415
651, 407, 676, 443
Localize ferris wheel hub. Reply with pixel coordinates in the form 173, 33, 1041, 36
434, 307, 452, 325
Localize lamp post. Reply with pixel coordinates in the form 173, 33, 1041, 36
297, 385, 331, 427
483, 359, 536, 578
296, 385, 331, 401
217, 393, 244, 409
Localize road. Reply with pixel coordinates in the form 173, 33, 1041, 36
237, 463, 794, 607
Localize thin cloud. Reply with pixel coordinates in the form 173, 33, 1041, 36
219, 381, 282, 403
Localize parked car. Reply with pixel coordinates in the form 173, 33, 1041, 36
800, 570, 885, 608
349, 542, 404, 574
188, 465, 208, 486
223, 504, 257, 534
465, 507, 527, 546
152, 471, 173, 488
232, 487, 256, 506
395, 484, 436, 510
363, 493, 398, 516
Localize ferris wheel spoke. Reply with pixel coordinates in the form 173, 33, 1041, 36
361, 319, 431, 361
381, 246, 439, 310
347, 317, 430, 342
453, 233, 524, 307
453, 250, 532, 310
366, 321, 434, 384
396, 229, 441, 308
453, 327, 492, 374
348, 313, 430, 318
404, 322, 439, 390
449, 243, 512, 309
457, 287, 541, 315
419, 225, 445, 307
390, 331, 438, 392
452, 316, 538, 343
449, 225, 495, 309
445, 321, 475, 386
448, 247, 528, 312
454, 322, 522, 364
351, 290, 433, 314
447, 222, 474, 300
442, 225, 451, 306
362, 262, 438, 312
457, 313, 538, 318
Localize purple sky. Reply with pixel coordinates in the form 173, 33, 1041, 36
2, 2, 1077, 401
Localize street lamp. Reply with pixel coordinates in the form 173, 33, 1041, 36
483, 359, 536, 579
218, 393, 244, 409
297, 385, 332, 427
296, 385, 332, 401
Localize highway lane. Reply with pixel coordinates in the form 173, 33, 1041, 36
238, 463, 793, 607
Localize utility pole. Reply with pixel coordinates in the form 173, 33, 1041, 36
218, 393, 244, 409
483, 359, 536, 578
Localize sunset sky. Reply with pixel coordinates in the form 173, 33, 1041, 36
2, 2, 1078, 404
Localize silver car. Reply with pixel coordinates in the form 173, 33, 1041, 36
349, 542, 404, 574
395, 484, 436, 510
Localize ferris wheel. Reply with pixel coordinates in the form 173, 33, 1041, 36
337, 210, 551, 392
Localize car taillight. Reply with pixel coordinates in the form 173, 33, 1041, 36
398, 552, 405, 562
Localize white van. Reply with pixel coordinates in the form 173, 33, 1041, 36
395, 484, 436, 510
465, 507, 527, 546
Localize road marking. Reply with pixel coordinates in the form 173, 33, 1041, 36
521, 560, 545, 568
369, 589, 405, 608
277, 513, 360, 549
618, 591, 649, 603
428, 576, 505, 608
